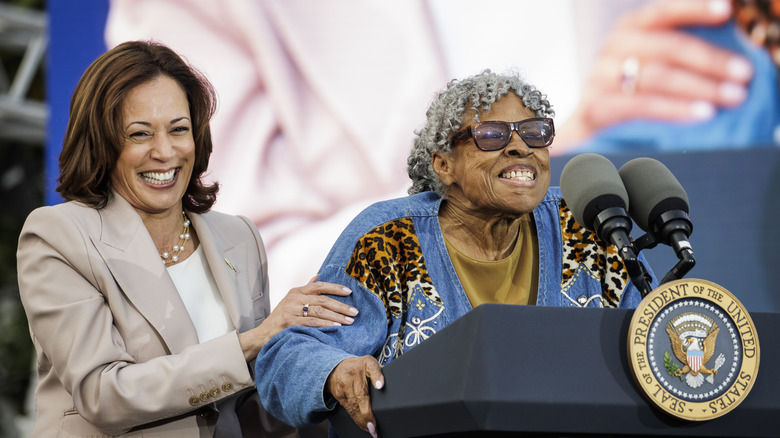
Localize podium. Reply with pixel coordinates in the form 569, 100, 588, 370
330, 304, 780, 437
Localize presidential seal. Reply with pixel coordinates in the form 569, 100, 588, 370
627, 278, 760, 421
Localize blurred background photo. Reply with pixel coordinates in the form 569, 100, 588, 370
2, 0, 778, 436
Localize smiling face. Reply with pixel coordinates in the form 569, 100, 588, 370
111, 76, 194, 218
433, 93, 551, 218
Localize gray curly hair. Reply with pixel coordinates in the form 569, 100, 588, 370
407, 69, 554, 197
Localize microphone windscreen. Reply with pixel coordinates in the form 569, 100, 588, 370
560, 153, 628, 231
618, 157, 689, 232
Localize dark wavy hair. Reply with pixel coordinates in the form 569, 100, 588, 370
56, 40, 219, 212
407, 69, 554, 197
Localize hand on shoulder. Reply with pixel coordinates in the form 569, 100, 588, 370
239, 275, 359, 361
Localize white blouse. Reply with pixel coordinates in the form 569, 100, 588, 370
167, 245, 235, 343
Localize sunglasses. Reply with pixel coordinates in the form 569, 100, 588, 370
450, 118, 555, 151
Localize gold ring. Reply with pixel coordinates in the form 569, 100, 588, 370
621, 56, 640, 94
302, 304, 309, 317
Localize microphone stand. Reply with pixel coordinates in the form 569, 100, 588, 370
594, 208, 654, 298
660, 249, 695, 284
633, 210, 696, 286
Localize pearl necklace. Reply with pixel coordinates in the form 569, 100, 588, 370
160, 211, 191, 265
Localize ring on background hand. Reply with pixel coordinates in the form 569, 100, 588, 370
302, 304, 309, 317
621, 56, 640, 94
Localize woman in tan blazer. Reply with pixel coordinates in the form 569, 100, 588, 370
16, 41, 357, 437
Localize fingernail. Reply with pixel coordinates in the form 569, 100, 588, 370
708, 0, 731, 17
367, 422, 378, 438
342, 287, 352, 293
726, 57, 753, 81
349, 307, 359, 316
691, 101, 716, 120
344, 316, 354, 324
332, 322, 342, 326
374, 380, 384, 389
719, 82, 747, 103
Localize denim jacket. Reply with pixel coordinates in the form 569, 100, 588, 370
255, 188, 655, 429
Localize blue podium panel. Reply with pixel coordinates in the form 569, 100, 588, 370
332, 304, 780, 437
551, 148, 780, 314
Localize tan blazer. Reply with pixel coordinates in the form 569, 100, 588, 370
17, 193, 296, 437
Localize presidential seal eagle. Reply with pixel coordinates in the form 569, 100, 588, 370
666, 312, 725, 388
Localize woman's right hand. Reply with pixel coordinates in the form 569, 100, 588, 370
326, 356, 385, 438
554, 0, 754, 154
239, 275, 358, 360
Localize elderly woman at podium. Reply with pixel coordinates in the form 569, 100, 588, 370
255, 70, 655, 437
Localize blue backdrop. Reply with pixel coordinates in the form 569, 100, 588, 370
45, 0, 108, 206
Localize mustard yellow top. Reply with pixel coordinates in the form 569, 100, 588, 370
444, 214, 538, 307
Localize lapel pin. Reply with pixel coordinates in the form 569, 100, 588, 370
224, 258, 238, 273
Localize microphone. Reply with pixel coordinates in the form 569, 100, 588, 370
560, 153, 632, 248
560, 153, 652, 296
618, 157, 695, 283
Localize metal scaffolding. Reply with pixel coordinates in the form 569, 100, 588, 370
0, 3, 47, 145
